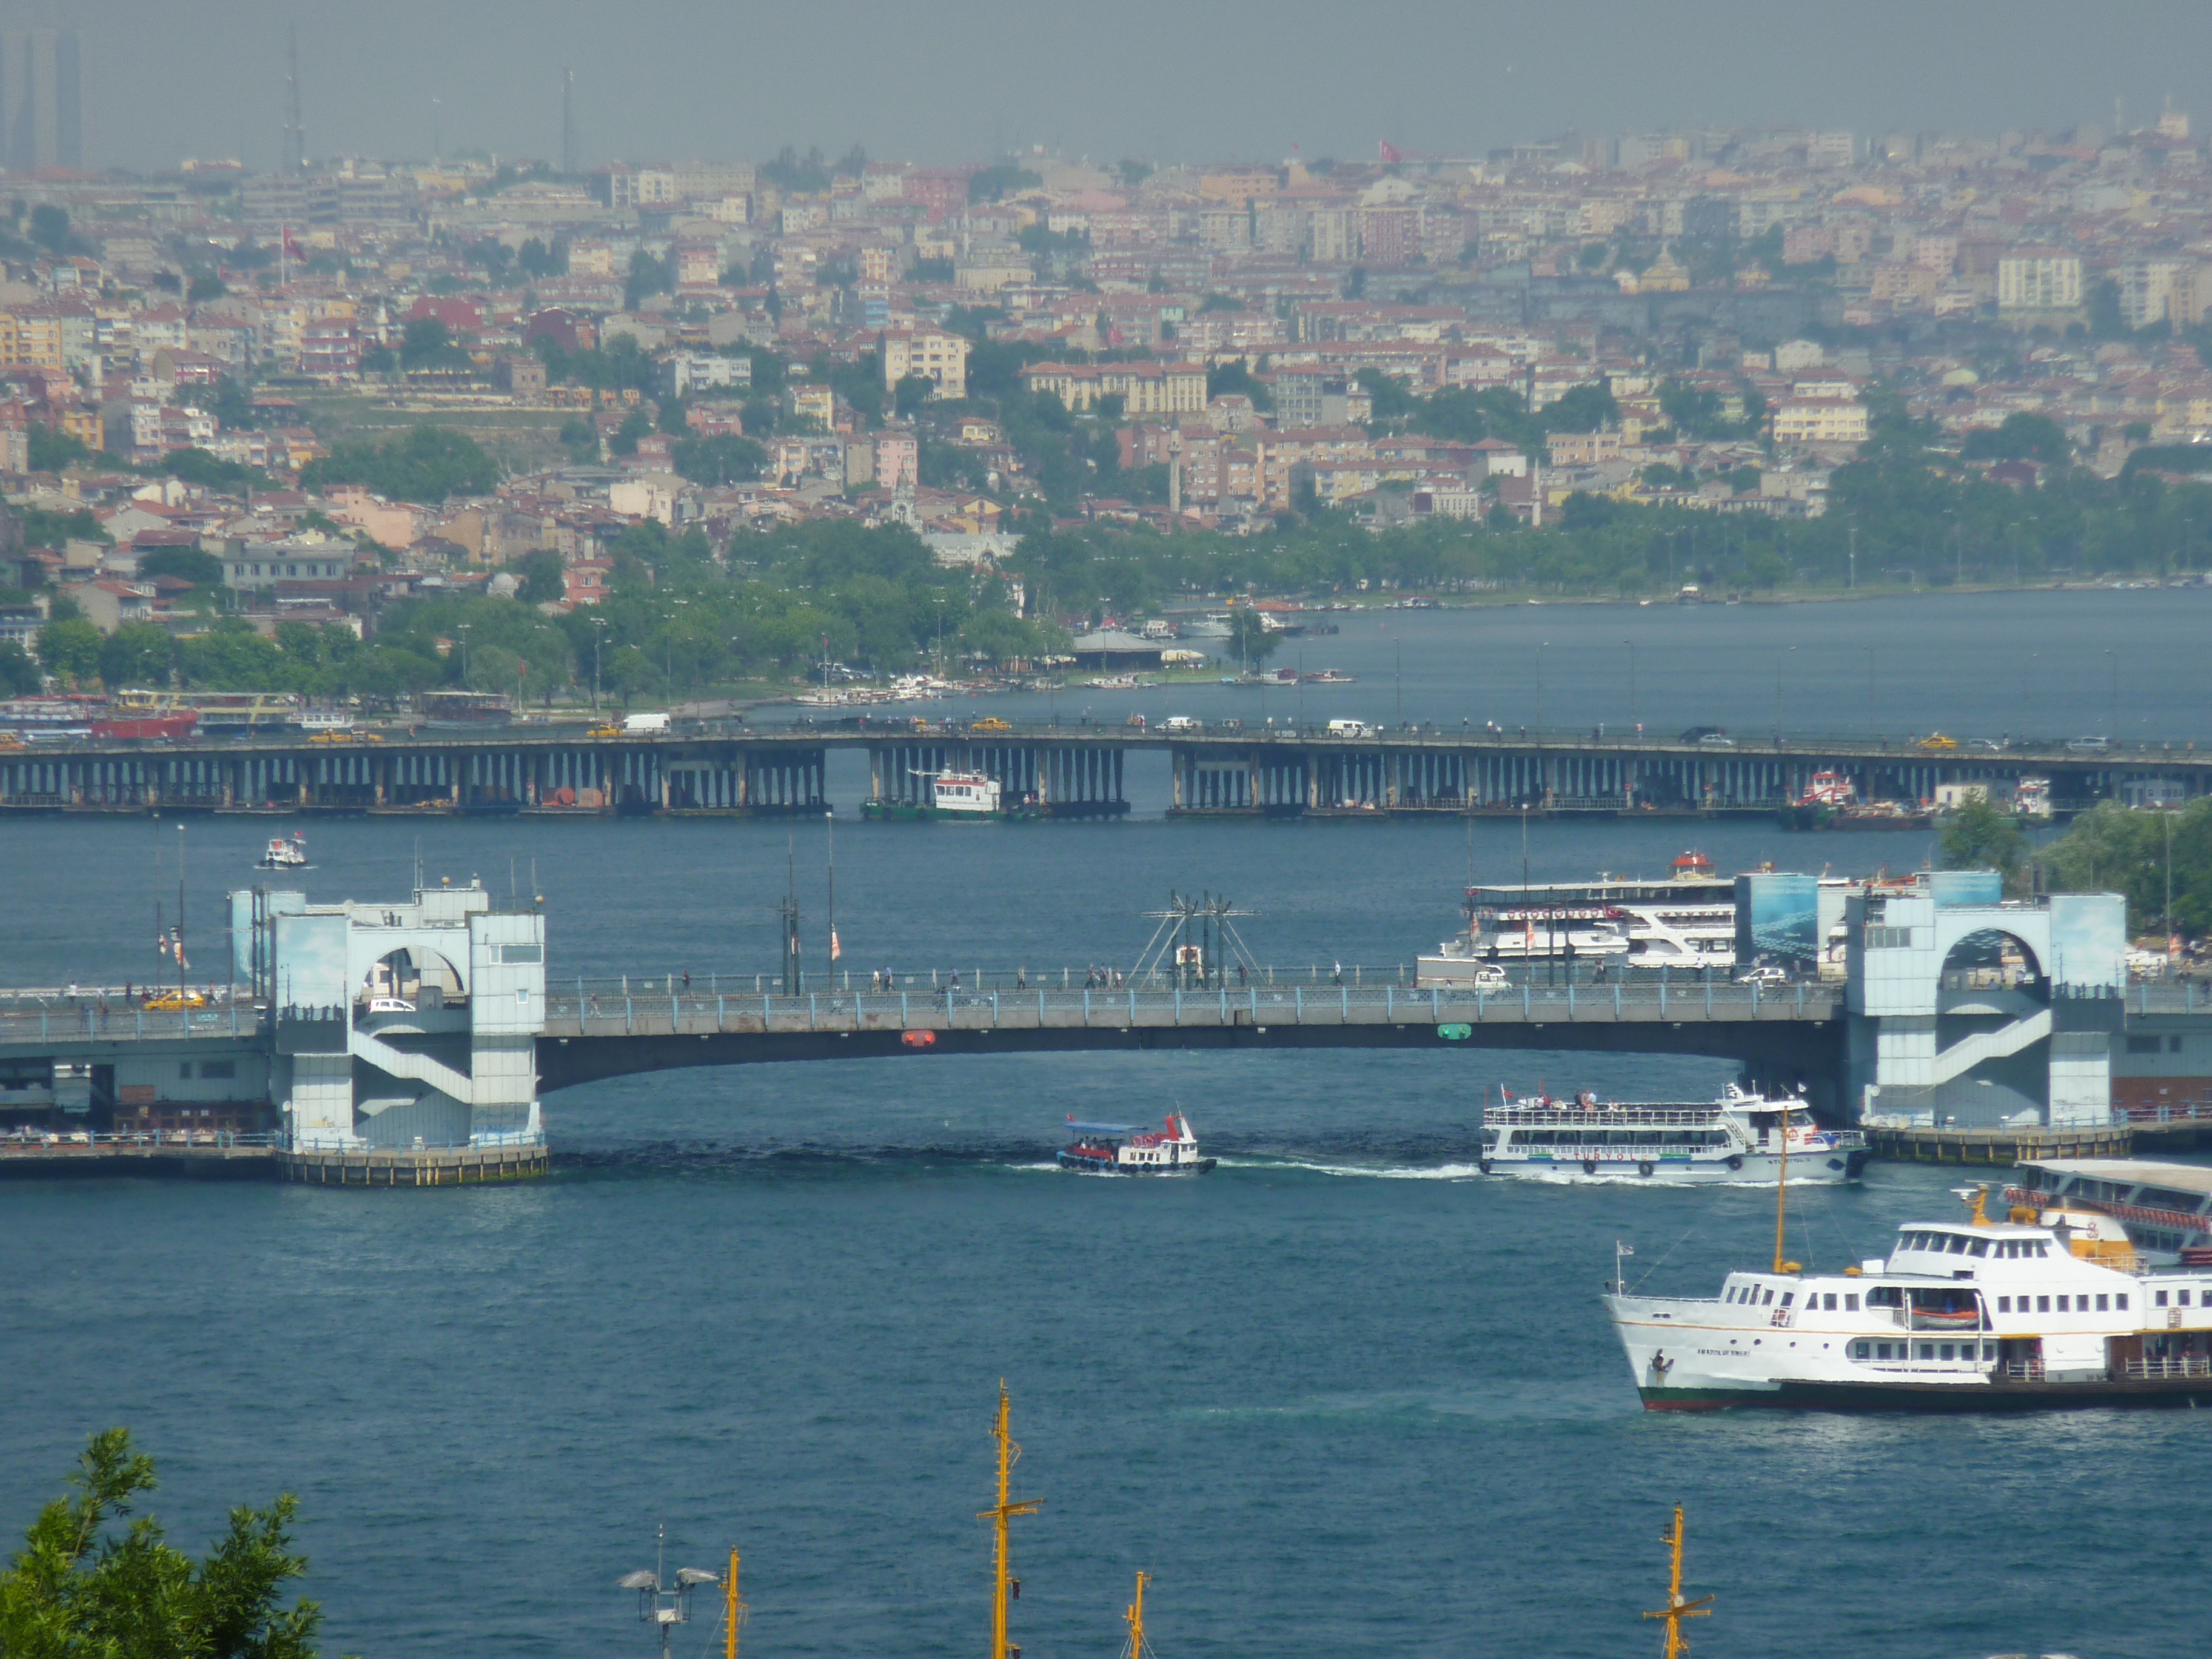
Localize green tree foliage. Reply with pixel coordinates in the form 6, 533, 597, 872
1960, 412, 2070, 466
18, 504, 105, 548
967, 164, 1042, 203
893, 374, 935, 418
36, 617, 102, 682
27, 203, 86, 255
609, 411, 653, 457
671, 434, 767, 485
27, 423, 90, 474
2040, 800, 2212, 936
0, 638, 40, 692
1939, 794, 2028, 890
1207, 361, 1275, 412
161, 447, 266, 492
1227, 608, 1281, 669
399, 317, 471, 370
759, 145, 834, 193
299, 426, 498, 503
99, 623, 177, 689
513, 549, 567, 605
534, 334, 656, 393
623, 249, 674, 310
0, 1428, 321, 1659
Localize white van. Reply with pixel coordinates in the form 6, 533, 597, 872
623, 711, 672, 734
1161, 716, 1201, 732
1327, 719, 1374, 739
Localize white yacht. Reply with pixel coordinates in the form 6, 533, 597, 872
1480, 1085, 1865, 1184
1418, 860, 1737, 985
1605, 1192, 2212, 1411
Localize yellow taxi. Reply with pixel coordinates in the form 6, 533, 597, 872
970, 717, 1012, 732
142, 991, 207, 1011
1916, 733, 1958, 751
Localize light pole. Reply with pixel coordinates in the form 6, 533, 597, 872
1536, 640, 1547, 730
2105, 648, 2117, 738
1625, 638, 1636, 731
591, 617, 608, 711
1774, 646, 1794, 745
456, 623, 471, 686
1865, 646, 1875, 739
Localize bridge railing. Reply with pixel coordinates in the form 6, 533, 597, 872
540, 977, 1840, 1037
0, 1001, 260, 1044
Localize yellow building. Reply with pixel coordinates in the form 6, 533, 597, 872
1016, 361, 1207, 415
881, 329, 970, 401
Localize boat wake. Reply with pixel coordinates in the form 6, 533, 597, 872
1215, 1156, 1487, 1181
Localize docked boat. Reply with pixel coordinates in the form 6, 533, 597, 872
257, 833, 309, 870
92, 709, 199, 741
2006, 1158, 2212, 1265
1418, 862, 1737, 983
1057, 1113, 1216, 1175
1604, 1188, 2212, 1411
1480, 1084, 1865, 1184
862, 768, 1036, 822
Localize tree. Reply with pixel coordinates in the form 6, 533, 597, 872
1207, 361, 1275, 412
1939, 794, 2028, 890
1962, 412, 2070, 466
162, 447, 264, 492
28, 423, 90, 474
893, 374, 934, 418
299, 426, 498, 503
135, 546, 226, 589
400, 317, 468, 370
0, 638, 39, 693
36, 617, 102, 682
0, 1428, 323, 1659
1227, 608, 1281, 671
28, 203, 78, 253
99, 623, 176, 689
609, 411, 653, 457
623, 248, 674, 310
513, 549, 568, 605
670, 434, 766, 486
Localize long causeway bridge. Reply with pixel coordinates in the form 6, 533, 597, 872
2, 719, 2205, 817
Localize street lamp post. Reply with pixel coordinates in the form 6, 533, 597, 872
456, 623, 471, 685
1865, 646, 1875, 739
1624, 638, 1636, 731
591, 618, 609, 711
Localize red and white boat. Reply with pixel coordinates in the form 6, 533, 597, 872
1057, 1113, 1216, 1176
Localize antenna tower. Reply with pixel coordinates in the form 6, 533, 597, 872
283, 25, 306, 174
1641, 1506, 1713, 1659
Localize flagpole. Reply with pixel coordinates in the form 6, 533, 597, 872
825, 808, 836, 987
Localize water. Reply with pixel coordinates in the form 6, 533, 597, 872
2, 591, 2203, 1659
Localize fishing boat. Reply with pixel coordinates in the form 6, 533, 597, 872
257, 833, 309, 870
1057, 1113, 1216, 1175
1604, 1184, 2212, 1412
1480, 1084, 1865, 1184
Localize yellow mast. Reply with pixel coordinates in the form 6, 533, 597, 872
722, 1547, 745, 1659
979, 1380, 1041, 1659
1642, 1505, 1714, 1659
1772, 1101, 1792, 1274
1123, 1571, 1152, 1659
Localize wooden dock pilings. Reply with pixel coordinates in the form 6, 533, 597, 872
277, 1144, 548, 1186
1865, 1124, 2136, 1165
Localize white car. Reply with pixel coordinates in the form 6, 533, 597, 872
1161, 716, 1201, 732
366, 997, 417, 1014
1735, 965, 1790, 988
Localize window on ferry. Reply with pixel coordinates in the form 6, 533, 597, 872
1875, 1342, 1892, 1359
2037, 1296, 2051, 1312
1851, 1341, 1870, 1358
1779, 1292, 1794, 1307
1948, 1235, 1969, 1254
1998, 1296, 2011, 1312
1939, 1344, 1956, 1361
1845, 1293, 1859, 1312
1762, 1288, 1774, 1305
2157, 1290, 2170, 1307
2116, 1295, 2128, 1311
1968, 1239, 1988, 1257
2056, 1295, 2069, 1312
1917, 1343, 1935, 1359
1822, 1293, 1837, 1310
2036, 1242, 2049, 1258
2182, 1290, 2194, 1306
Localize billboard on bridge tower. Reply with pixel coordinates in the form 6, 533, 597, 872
1734, 873, 1818, 967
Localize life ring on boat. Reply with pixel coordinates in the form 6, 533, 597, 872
1582, 1158, 1599, 1175
1638, 1161, 1655, 1178
1726, 1154, 1744, 1171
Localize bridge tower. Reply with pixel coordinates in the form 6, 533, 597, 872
235, 879, 547, 1179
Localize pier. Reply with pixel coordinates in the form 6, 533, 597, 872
1, 721, 2204, 818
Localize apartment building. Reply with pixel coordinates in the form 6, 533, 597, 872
880, 329, 970, 401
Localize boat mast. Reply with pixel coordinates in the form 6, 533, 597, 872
1641, 1504, 1712, 1659
722, 1547, 746, 1659
1122, 1570, 1152, 1659
1772, 1101, 1790, 1274
979, 1381, 1041, 1659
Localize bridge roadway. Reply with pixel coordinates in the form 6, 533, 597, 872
1, 719, 2204, 817
532, 978, 1845, 1094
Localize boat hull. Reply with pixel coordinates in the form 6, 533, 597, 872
1638, 1375, 2212, 1412
861, 800, 1035, 822
1056, 1151, 1216, 1176
1480, 1147, 1867, 1186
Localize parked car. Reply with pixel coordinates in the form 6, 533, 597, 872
1736, 965, 1791, 989
1917, 733, 1958, 751
1697, 732, 1736, 748
2066, 736, 2113, 754
366, 997, 417, 1014
970, 717, 1012, 732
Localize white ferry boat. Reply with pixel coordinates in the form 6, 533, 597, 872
862, 768, 1036, 822
2005, 1158, 2212, 1265
1479, 1085, 1866, 1184
1057, 1113, 1216, 1175
1418, 859, 1735, 984
1605, 1190, 2212, 1411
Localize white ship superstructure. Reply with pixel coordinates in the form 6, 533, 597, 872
1418, 866, 1737, 984
1480, 1085, 1866, 1185
1605, 1193, 2212, 1411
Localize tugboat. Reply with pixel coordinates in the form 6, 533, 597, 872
257, 833, 309, 870
1057, 1113, 1216, 1175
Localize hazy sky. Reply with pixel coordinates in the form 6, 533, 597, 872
46, 0, 2212, 173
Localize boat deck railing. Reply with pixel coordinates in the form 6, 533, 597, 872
538, 977, 1842, 1039
1484, 1106, 1729, 1127
2123, 1356, 2212, 1379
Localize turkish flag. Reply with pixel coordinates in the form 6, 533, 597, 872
1379, 141, 1403, 164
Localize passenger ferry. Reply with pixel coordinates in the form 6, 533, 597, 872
1418, 862, 1737, 984
1057, 1113, 1215, 1175
1480, 1084, 1866, 1184
1605, 1188, 2212, 1410
2006, 1158, 2212, 1265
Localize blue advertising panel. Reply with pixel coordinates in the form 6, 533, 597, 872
1734, 873, 1818, 965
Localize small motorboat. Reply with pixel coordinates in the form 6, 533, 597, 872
1057, 1112, 1216, 1175
258, 833, 310, 870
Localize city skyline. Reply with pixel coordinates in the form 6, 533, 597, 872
40, 0, 2212, 174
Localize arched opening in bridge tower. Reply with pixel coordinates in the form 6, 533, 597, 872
365, 947, 466, 1007
1928, 928, 2051, 1127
